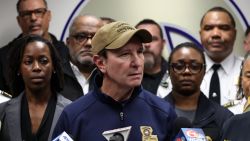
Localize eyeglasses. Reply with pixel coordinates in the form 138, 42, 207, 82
170, 62, 205, 74
71, 33, 94, 44
19, 8, 47, 19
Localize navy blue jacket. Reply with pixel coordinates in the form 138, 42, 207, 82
164, 93, 233, 141
53, 74, 176, 141
220, 111, 250, 141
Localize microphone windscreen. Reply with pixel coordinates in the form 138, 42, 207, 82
173, 117, 192, 136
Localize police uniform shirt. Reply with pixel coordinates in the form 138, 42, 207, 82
200, 53, 243, 114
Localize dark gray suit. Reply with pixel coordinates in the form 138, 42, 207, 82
0, 92, 71, 141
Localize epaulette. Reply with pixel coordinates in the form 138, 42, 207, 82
223, 100, 242, 108
0, 90, 12, 99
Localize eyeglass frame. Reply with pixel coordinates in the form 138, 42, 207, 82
170, 62, 206, 74
18, 8, 48, 19
70, 32, 95, 45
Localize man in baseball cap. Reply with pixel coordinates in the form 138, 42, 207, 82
53, 21, 177, 141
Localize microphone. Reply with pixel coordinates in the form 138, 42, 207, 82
175, 128, 207, 141
52, 131, 74, 141
102, 126, 132, 141
109, 132, 124, 141
173, 117, 192, 137
173, 117, 207, 141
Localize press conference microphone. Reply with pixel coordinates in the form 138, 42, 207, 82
175, 128, 207, 141
173, 116, 192, 137
52, 131, 74, 141
109, 132, 124, 141
102, 126, 132, 141
173, 117, 208, 141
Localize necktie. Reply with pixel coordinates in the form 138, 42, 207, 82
244, 97, 250, 113
209, 64, 221, 104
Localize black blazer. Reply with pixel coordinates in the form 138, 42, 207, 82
220, 111, 250, 141
60, 58, 96, 101
164, 92, 233, 141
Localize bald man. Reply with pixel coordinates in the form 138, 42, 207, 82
61, 15, 103, 101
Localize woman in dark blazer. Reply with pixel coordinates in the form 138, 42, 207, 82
0, 35, 71, 141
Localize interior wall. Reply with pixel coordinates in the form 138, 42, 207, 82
0, 0, 249, 57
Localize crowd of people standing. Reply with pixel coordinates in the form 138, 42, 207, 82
0, 0, 249, 141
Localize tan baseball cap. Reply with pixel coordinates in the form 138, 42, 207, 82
91, 21, 152, 55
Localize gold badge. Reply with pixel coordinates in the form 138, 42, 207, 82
140, 126, 158, 141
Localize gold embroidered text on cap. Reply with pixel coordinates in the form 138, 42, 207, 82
91, 21, 152, 55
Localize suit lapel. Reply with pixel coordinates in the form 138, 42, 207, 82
48, 94, 69, 140
5, 94, 23, 141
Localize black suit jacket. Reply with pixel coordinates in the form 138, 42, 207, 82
164, 92, 233, 141
220, 111, 250, 141
59, 58, 95, 101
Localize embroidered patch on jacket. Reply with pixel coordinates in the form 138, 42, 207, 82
140, 126, 158, 141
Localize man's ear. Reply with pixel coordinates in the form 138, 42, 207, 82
16, 16, 22, 29
93, 55, 106, 73
47, 10, 52, 22
66, 37, 71, 47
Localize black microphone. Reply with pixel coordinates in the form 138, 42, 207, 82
173, 116, 192, 137
109, 132, 124, 141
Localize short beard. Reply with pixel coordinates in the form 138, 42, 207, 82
144, 53, 156, 70
73, 55, 95, 73
77, 60, 96, 73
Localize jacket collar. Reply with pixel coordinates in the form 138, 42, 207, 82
4, 92, 23, 140
3, 92, 70, 141
165, 92, 216, 126
92, 72, 142, 107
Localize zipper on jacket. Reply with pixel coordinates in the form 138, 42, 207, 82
120, 112, 124, 121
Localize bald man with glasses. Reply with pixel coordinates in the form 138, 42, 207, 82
60, 15, 103, 101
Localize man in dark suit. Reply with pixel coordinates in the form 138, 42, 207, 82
60, 15, 103, 100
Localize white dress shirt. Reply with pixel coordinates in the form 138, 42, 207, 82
200, 53, 243, 114
157, 71, 172, 98
70, 62, 89, 95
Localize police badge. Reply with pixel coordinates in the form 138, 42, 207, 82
140, 126, 158, 141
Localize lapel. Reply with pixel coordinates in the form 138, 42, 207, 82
48, 94, 71, 140
165, 92, 216, 127
3, 93, 70, 141
193, 93, 215, 127
62, 58, 77, 79
5, 93, 23, 141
